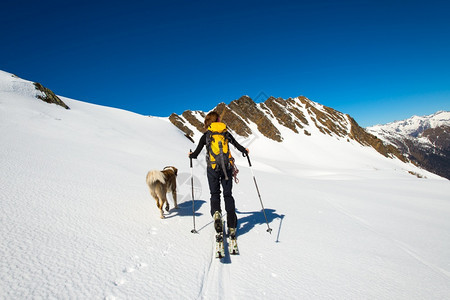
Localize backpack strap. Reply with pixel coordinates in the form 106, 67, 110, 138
218, 140, 229, 180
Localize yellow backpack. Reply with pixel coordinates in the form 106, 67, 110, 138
206, 122, 233, 179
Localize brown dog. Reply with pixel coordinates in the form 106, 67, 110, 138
146, 166, 178, 218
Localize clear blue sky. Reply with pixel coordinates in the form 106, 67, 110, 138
1, 0, 449, 127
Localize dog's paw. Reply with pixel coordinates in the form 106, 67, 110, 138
174, 205, 179, 209
160, 215, 165, 219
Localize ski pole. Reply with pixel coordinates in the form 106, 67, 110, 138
190, 150, 198, 234
244, 153, 272, 234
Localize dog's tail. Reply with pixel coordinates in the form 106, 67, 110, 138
146, 170, 166, 185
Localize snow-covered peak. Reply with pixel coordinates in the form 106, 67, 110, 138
368, 111, 450, 138
367, 111, 450, 179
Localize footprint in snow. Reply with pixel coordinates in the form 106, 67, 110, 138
113, 256, 148, 288
134, 262, 148, 270
123, 266, 136, 273
114, 278, 126, 286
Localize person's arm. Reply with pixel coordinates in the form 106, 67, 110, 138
189, 133, 207, 159
227, 133, 249, 155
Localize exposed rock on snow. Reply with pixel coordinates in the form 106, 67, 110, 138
34, 82, 70, 110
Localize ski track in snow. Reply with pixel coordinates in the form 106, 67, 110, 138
197, 224, 235, 300
199, 246, 224, 299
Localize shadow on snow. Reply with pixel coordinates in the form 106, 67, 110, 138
236, 209, 284, 239
166, 202, 285, 243
164, 199, 206, 219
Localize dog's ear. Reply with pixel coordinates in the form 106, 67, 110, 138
173, 167, 178, 176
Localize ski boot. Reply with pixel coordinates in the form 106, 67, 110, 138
213, 211, 225, 258
213, 211, 223, 233
228, 227, 236, 240
228, 227, 239, 255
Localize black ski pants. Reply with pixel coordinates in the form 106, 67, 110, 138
207, 165, 238, 229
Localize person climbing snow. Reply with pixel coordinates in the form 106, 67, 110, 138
188, 111, 249, 240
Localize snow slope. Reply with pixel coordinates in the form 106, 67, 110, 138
1, 70, 450, 299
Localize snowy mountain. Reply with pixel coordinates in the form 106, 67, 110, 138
368, 111, 449, 138
367, 111, 450, 179
169, 95, 406, 162
1, 70, 450, 299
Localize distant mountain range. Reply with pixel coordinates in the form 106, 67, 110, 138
367, 111, 450, 179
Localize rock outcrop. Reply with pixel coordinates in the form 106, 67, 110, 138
34, 82, 70, 109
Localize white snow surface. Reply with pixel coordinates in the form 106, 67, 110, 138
1, 70, 450, 299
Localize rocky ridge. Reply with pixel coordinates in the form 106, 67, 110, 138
169, 95, 406, 162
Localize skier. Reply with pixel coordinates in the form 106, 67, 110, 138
188, 111, 249, 241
